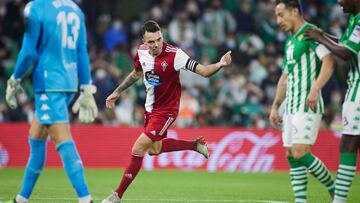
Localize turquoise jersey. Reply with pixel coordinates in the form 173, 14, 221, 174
13, 0, 91, 92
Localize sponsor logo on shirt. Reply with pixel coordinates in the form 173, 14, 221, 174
145, 71, 162, 86
349, 25, 360, 44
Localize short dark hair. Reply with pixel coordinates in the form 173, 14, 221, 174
276, 0, 303, 15
141, 20, 161, 37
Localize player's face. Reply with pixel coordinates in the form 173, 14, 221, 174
338, 0, 354, 13
275, 3, 295, 32
143, 31, 164, 56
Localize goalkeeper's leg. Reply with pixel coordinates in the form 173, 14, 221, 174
13, 119, 47, 203
49, 124, 92, 203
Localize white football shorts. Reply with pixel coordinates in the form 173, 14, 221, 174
282, 112, 322, 147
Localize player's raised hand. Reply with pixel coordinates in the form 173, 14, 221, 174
218, 51, 232, 67
106, 91, 120, 109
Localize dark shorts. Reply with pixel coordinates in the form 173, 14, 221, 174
144, 112, 177, 141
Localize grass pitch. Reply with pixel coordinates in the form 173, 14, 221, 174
0, 168, 359, 203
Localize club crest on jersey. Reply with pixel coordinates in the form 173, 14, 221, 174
145, 71, 162, 86
161, 61, 168, 71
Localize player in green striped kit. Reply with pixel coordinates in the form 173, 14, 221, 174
269, 1, 336, 203
305, 0, 360, 202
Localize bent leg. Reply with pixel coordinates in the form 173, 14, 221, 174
148, 138, 196, 155
293, 144, 335, 195
17, 119, 48, 202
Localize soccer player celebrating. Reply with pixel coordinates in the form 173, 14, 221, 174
269, 1, 336, 202
304, 0, 360, 202
102, 20, 232, 203
5, 0, 97, 203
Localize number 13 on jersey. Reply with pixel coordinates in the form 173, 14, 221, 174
57, 11, 80, 49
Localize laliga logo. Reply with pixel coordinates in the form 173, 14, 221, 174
143, 130, 280, 172
0, 143, 9, 168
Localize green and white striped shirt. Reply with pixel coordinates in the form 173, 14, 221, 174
282, 22, 330, 114
340, 14, 360, 102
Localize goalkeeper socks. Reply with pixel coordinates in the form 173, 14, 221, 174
19, 137, 46, 199
333, 152, 357, 203
298, 152, 335, 193
57, 140, 90, 198
159, 138, 196, 154
115, 154, 144, 198
288, 157, 308, 203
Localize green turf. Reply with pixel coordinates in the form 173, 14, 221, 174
0, 168, 359, 203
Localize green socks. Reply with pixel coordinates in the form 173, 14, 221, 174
334, 152, 357, 202
298, 152, 335, 193
288, 157, 308, 203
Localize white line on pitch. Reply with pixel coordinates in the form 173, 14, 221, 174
4, 197, 289, 203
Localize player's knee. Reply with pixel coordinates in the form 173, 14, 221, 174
340, 134, 358, 153
148, 148, 161, 156
291, 148, 307, 160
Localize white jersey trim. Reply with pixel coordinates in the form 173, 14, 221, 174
174, 49, 190, 71
315, 44, 330, 60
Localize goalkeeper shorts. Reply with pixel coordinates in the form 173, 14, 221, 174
34, 92, 74, 125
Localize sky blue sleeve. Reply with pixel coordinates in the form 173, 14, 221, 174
13, 2, 41, 80
77, 13, 91, 85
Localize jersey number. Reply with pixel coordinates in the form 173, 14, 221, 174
57, 11, 80, 49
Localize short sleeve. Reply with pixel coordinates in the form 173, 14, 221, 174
133, 52, 142, 71
281, 56, 288, 75
174, 49, 190, 71
342, 24, 360, 54
315, 44, 331, 60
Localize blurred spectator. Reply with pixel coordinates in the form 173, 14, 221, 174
103, 19, 128, 52
0, 0, 347, 129
176, 88, 200, 127
168, 9, 196, 51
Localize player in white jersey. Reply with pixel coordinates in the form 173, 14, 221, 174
269, 1, 336, 202
304, 0, 360, 202
101, 20, 232, 203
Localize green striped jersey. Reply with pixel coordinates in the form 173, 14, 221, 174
340, 14, 360, 102
282, 22, 330, 114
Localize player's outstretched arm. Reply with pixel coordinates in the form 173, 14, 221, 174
195, 51, 232, 78
106, 70, 143, 109
304, 28, 353, 60
269, 73, 287, 128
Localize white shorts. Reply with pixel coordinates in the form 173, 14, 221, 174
282, 112, 322, 147
342, 101, 360, 135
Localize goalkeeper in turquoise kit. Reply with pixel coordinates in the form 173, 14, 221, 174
5, 0, 97, 202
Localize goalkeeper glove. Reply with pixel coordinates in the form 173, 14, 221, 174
72, 84, 98, 123
5, 75, 22, 109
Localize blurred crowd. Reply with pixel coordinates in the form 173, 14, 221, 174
0, 0, 349, 129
